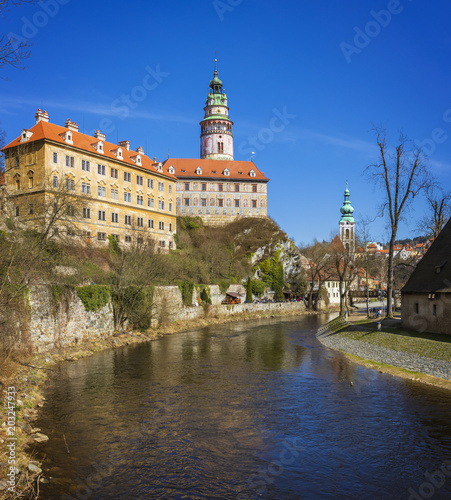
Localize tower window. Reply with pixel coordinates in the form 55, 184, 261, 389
218, 142, 224, 153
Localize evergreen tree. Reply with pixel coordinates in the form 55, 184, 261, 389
246, 277, 253, 303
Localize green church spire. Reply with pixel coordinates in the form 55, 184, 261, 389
340, 182, 355, 223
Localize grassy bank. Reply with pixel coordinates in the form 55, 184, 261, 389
319, 315, 451, 390
332, 317, 451, 361
0, 306, 308, 499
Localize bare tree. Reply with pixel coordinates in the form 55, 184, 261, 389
0, 0, 39, 72
303, 241, 333, 310
109, 236, 167, 329
417, 188, 451, 239
330, 238, 358, 316
355, 215, 377, 318
366, 126, 432, 318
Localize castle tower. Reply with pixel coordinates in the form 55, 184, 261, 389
200, 60, 234, 160
339, 183, 355, 255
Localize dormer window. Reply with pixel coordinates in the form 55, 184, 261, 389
111, 148, 123, 159
157, 163, 163, 172
223, 168, 230, 176
91, 141, 104, 154
195, 166, 202, 175
168, 165, 175, 174
131, 154, 142, 165
20, 129, 33, 143
249, 169, 256, 177
59, 130, 73, 145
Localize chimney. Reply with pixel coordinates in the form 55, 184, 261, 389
65, 119, 79, 132
94, 129, 106, 141
118, 140, 130, 150
153, 157, 157, 162
35, 109, 49, 124
136, 146, 144, 155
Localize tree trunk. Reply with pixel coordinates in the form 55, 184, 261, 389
386, 231, 396, 318
339, 278, 344, 316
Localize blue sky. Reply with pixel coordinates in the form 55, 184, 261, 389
1, 0, 451, 245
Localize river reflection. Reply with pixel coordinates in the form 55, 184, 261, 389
36, 316, 451, 499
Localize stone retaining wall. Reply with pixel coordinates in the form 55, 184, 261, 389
28, 286, 114, 352
26, 285, 305, 351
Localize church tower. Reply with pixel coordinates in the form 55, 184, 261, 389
200, 60, 234, 160
339, 183, 355, 255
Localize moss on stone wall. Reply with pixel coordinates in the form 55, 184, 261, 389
76, 285, 111, 312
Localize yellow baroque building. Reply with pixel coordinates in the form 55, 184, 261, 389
1, 109, 177, 250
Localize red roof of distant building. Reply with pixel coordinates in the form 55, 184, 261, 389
162, 158, 269, 181
331, 234, 345, 252
2, 120, 177, 181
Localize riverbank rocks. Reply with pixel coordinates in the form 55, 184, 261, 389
32, 432, 49, 443
28, 463, 42, 474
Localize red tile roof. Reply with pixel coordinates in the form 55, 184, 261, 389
331, 234, 345, 252
162, 158, 269, 181
2, 120, 177, 181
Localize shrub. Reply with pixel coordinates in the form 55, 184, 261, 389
251, 279, 266, 298
108, 234, 121, 255
199, 286, 212, 305
178, 281, 194, 306
77, 285, 111, 312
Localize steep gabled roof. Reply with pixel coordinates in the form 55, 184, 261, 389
162, 158, 269, 181
331, 234, 345, 252
2, 120, 177, 181
402, 217, 451, 293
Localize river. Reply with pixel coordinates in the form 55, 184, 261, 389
35, 316, 451, 499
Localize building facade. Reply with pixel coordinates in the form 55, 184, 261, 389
401, 217, 451, 335
166, 158, 268, 224
2, 110, 177, 249
167, 61, 269, 225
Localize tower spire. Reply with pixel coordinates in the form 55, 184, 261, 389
200, 60, 234, 160
339, 183, 356, 255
